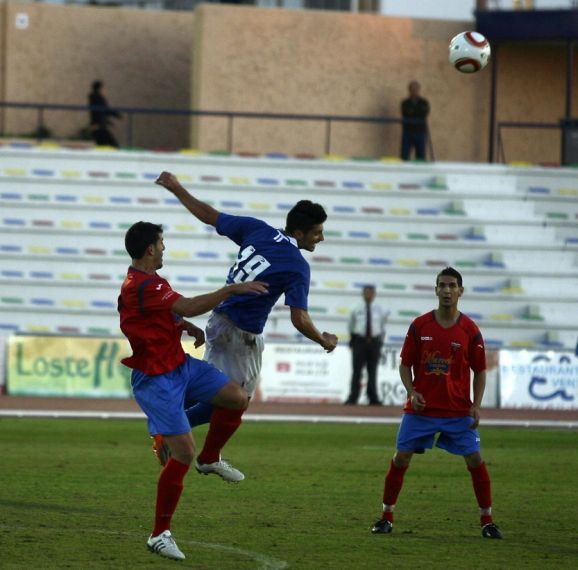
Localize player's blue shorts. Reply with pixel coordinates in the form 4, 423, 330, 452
131, 355, 229, 436
396, 414, 481, 456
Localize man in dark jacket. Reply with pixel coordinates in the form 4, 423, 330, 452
400, 81, 430, 161
88, 80, 121, 147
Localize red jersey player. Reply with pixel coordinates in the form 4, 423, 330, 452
371, 267, 502, 539
118, 221, 267, 560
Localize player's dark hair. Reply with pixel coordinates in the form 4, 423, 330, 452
125, 221, 163, 259
285, 200, 327, 234
436, 266, 463, 287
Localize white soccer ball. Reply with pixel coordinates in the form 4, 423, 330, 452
449, 31, 491, 74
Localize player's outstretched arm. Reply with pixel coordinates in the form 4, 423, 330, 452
172, 281, 268, 318
155, 171, 220, 226
290, 307, 338, 353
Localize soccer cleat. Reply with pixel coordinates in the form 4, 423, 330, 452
151, 435, 171, 467
194, 456, 245, 483
147, 530, 185, 560
482, 523, 503, 539
371, 519, 393, 534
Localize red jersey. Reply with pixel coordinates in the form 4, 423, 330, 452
118, 267, 185, 375
400, 311, 486, 417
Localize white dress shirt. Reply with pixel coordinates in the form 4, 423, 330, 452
348, 302, 389, 341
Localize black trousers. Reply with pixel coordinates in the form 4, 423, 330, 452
346, 336, 382, 404
91, 126, 119, 148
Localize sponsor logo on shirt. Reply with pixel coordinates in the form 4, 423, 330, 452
423, 350, 451, 375
421, 336, 433, 341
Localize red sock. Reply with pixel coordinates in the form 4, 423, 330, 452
468, 462, 493, 526
381, 460, 409, 522
198, 407, 244, 465
152, 458, 190, 536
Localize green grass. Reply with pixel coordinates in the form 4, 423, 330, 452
1, 419, 577, 569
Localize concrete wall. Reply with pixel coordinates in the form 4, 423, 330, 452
495, 42, 578, 164
191, 5, 490, 160
0, 2, 194, 149
0, 2, 576, 161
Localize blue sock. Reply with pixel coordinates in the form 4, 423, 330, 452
185, 402, 214, 427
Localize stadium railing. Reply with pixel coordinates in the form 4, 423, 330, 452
0, 101, 435, 159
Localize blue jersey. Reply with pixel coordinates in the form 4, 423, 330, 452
215, 213, 310, 334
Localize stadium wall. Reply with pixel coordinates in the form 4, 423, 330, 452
0, 3, 577, 161
0, 2, 194, 149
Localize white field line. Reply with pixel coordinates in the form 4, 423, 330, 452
0, 408, 577, 428
0, 524, 288, 569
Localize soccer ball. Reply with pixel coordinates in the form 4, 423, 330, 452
449, 31, 491, 73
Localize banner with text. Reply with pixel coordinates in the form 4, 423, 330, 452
6, 335, 203, 398
499, 350, 578, 409
258, 344, 407, 405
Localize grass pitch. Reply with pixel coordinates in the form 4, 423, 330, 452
0, 418, 577, 569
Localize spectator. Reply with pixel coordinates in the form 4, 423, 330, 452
400, 80, 430, 161
88, 80, 121, 147
345, 285, 389, 405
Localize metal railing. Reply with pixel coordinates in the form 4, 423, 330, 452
0, 101, 434, 159
496, 120, 562, 164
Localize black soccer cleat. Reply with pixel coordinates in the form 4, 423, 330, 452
482, 523, 503, 539
371, 519, 393, 534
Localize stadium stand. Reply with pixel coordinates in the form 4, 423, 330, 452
1, 143, 577, 349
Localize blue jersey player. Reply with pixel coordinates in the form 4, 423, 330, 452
155, 171, 338, 481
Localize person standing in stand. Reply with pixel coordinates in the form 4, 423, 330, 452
400, 80, 430, 161
345, 285, 389, 405
371, 267, 502, 539
88, 80, 122, 148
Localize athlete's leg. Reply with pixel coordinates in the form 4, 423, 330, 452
465, 452, 495, 527
152, 432, 194, 537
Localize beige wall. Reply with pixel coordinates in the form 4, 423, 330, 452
191, 6, 490, 160
494, 43, 578, 164
0, 2, 576, 162
191, 5, 578, 163
1, 2, 194, 149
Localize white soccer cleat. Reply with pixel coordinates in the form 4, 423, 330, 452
147, 530, 185, 560
194, 456, 245, 483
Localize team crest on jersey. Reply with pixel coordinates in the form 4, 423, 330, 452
423, 350, 451, 375
450, 341, 462, 352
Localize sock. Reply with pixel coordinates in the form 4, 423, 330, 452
381, 460, 409, 522
152, 458, 190, 537
185, 402, 214, 428
198, 407, 244, 465
468, 462, 493, 526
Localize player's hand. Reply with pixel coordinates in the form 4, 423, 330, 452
231, 281, 269, 295
155, 171, 180, 192
469, 405, 481, 429
410, 390, 426, 412
321, 332, 338, 353
181, 321, 205, 348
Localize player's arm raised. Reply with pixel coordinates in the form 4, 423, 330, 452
290, 307, 338, 353
155, 171, 220, 227
172, 281, 268, 318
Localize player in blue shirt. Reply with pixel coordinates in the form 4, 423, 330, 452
155, 171, 338, 482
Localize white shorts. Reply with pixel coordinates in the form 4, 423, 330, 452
203, 311, 264, 398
